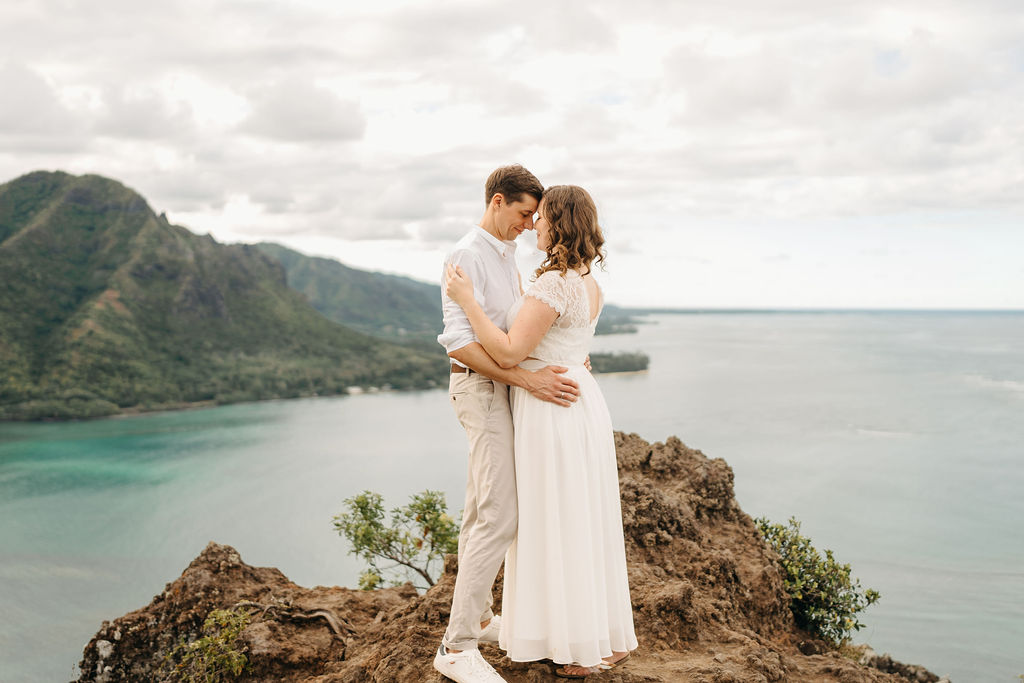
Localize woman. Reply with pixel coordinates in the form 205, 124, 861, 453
445, 185, 637, 678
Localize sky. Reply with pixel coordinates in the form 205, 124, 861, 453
1, 0, 1022, 308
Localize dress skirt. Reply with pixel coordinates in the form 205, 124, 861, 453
499, 360, 638, 667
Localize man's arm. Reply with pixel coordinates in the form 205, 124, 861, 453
437, 250, 486, 358
449, 343, 580, 407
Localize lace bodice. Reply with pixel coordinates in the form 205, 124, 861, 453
506, 270, 603, 366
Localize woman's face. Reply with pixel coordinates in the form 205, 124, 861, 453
535, 199, 551, 252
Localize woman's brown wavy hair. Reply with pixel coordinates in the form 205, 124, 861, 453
534, 185, 606, 279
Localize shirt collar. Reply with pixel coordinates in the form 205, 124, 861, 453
474, 225, 517, 258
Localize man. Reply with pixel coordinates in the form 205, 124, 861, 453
433, 164, 581, 683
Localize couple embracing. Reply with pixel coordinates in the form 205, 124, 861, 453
434, 164, 637, 682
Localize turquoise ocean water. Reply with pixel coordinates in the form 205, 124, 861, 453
1, 313, 1022, 682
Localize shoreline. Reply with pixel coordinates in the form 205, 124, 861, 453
2, 367, 654, 424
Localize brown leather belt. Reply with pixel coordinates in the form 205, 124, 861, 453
450, 364, 474, 374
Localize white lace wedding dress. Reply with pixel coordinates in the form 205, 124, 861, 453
498, 269, 638, 667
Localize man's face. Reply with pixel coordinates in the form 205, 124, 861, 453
494, 193, 539, 241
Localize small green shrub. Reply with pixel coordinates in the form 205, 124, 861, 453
755, 516, 880, 645
333, 489, 459, 590
357, 569, 384, 591
163, 607, 250, 682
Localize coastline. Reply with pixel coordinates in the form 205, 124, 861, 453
3, 366, 650, 423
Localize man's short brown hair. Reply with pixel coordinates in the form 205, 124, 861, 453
484, 164, 543, 206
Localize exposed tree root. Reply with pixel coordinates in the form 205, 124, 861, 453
235, 599, 355, 640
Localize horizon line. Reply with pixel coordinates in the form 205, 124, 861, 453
618, 306, 1024, 314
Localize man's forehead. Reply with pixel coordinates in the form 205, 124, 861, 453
509, 196, 539, 211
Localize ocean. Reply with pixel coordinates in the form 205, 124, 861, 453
1, 312, 1022, 682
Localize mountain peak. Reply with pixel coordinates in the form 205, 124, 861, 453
0, 170, 447, 421
0, 170, 156, 247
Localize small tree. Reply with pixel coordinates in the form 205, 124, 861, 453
755, 516, 880, 645
162, 607, 250, 682
333, 489, 460, 590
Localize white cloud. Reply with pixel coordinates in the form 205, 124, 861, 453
0, 62, 87, 150
92, 86, 197, 140
240, 80, 365, 142
1, 0, 1023, 307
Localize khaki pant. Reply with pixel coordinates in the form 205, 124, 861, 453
442, 371, 517, 651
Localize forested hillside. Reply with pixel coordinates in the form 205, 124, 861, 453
0, 171, 447, 420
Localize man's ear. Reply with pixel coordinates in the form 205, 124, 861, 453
491, 193, 504, 209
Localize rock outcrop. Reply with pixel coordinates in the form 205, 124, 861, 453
77, 433, 946, 682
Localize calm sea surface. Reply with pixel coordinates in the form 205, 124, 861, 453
1, 313, 1022, 682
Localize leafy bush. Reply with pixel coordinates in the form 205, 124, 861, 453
163, 607, 250, 682
755, 516, 880, 644
333, 489, 459, 590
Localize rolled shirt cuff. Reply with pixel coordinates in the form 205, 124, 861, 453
437, 330, 478, 357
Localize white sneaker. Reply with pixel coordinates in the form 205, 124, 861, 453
478, 614, 501, 644
433, 644, 507, 682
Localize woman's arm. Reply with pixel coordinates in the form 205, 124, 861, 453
445, 264, 558, 369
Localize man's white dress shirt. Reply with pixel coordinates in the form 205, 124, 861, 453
437, 225, 521, 367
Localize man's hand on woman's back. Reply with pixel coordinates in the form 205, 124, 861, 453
524, 365, 580, 407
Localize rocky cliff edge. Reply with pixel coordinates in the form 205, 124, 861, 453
77, 432, 946, 682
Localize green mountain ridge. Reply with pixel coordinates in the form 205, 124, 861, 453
255, 242, 642, 339
253, 242, 442, 341
0, 171, 447, 421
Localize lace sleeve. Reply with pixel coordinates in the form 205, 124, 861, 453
525, 270, 567, 316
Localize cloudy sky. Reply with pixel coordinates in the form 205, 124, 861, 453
2, 0, 1022, 308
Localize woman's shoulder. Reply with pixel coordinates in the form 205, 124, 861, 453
531, 269, 578, 292
526, 269, 570, 313
534, 268, 565, 281
528, 269, 561, 290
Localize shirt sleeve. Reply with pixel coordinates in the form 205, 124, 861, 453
524, 270, 567, 316
437, 248, 488, 355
